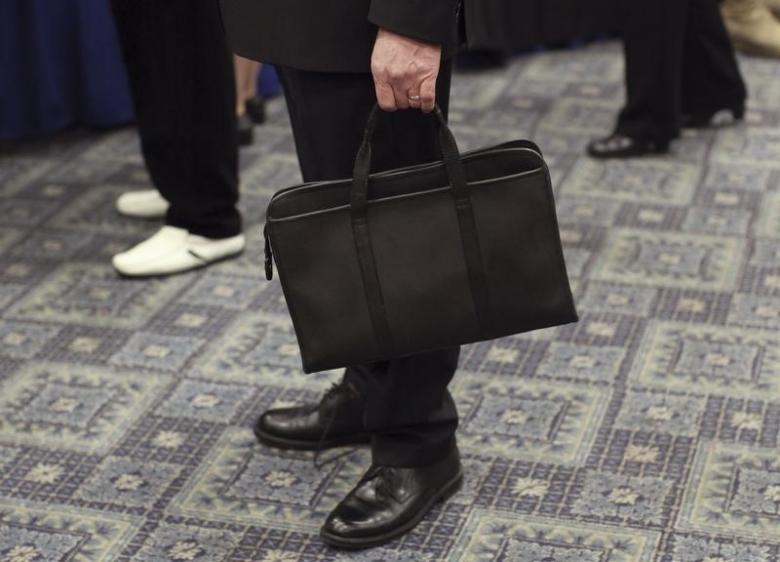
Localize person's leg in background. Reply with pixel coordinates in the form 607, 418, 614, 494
255, 63, 462, 548
110, 0, 244, 277
681, 0, 748, 125
234, 55, 264, 146
588, 0, 689, 158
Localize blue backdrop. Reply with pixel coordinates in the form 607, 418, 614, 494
0, 0, 279, 141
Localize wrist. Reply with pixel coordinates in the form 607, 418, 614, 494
376, 27, 442, 51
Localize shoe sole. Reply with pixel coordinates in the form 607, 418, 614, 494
253, 425, 372, 451
114, 248, 244, 280
116, 211, 168, 220
319, 470, 464, 550
587, 144, 669, 160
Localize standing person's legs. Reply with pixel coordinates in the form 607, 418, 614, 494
356, 350, 460, 468
615, 0, 689, 143
275, 63, 459, 467
110, 0, 243, 276
234, 55, 263, 145
234, 56, 262, 115
681, 0, 748, 122
255, 63, 461, 548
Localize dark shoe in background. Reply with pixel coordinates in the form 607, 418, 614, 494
245, 95, 267, 124
587, 133, 670, 159
320, 446, 463, 550
254, 379, 370, 450
237, 113, 254, 146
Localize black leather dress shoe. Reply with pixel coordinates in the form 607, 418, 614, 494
320, 447, 463, 550
254, 380, 370, 450
587, 133, 670, 159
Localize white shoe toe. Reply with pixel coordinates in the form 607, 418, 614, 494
116, 190, 170, 219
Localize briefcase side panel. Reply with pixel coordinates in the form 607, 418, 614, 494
269, 211, 379, 372
368, 190, 481, 352
471, 170, 578, 336
266, 146, 576, 373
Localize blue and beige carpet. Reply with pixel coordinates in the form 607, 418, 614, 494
1, 43, 780, 561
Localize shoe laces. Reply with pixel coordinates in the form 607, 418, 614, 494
313, 381, 362, 470
322, 382, 345, 402
370, 466, 399, 500
322, 380, 361, 404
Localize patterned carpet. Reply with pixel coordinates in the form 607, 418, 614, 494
1, 42, 780, 561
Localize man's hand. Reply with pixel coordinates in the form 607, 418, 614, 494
371, 28, 442, 113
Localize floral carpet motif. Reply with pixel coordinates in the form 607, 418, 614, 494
1, 43, 779, 560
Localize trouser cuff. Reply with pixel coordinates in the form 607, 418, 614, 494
371, 434, 457, 468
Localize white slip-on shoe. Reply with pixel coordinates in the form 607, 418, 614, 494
116, 190, 170, 219
112, 226, 246, 277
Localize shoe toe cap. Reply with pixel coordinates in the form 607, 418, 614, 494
112, 251, 139, 275
322, 510, 365, 539
322, 501, 391, 544
322, 515, 350, 537
256, 409, 298, 436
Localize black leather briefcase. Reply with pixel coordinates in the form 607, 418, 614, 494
264, 106, 578, 373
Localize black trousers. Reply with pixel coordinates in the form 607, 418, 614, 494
110, 0, 242, 238
278, 64, 460, 468
616, 0, 747, 142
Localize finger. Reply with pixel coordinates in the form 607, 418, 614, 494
392, 81, 410, 110
407, 90, 422, 109
419, 76, 437, 113
375, 80, 397, 112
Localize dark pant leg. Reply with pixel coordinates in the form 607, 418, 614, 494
616, 0, 689, 141
278, 64, 460, 467
110, 0, 241, 238
681, 0, 747, 117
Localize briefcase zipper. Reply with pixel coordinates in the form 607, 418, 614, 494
263, 144, 544, 282
263, 223, 274, 281
267, 145, 542, 207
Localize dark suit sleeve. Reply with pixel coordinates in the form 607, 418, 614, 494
368, 0, 460, 48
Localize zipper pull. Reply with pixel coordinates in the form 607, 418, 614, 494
263, 224, 273, 281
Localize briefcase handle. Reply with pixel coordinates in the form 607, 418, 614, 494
348, 105, 491, 351
350, 105, 470, 218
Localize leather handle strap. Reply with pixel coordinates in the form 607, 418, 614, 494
351, 106, 470, 214
349, 105, 491, 354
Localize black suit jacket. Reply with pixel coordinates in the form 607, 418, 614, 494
220, 0, 460, 73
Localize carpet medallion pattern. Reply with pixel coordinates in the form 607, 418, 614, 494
1, 43, 779, 561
